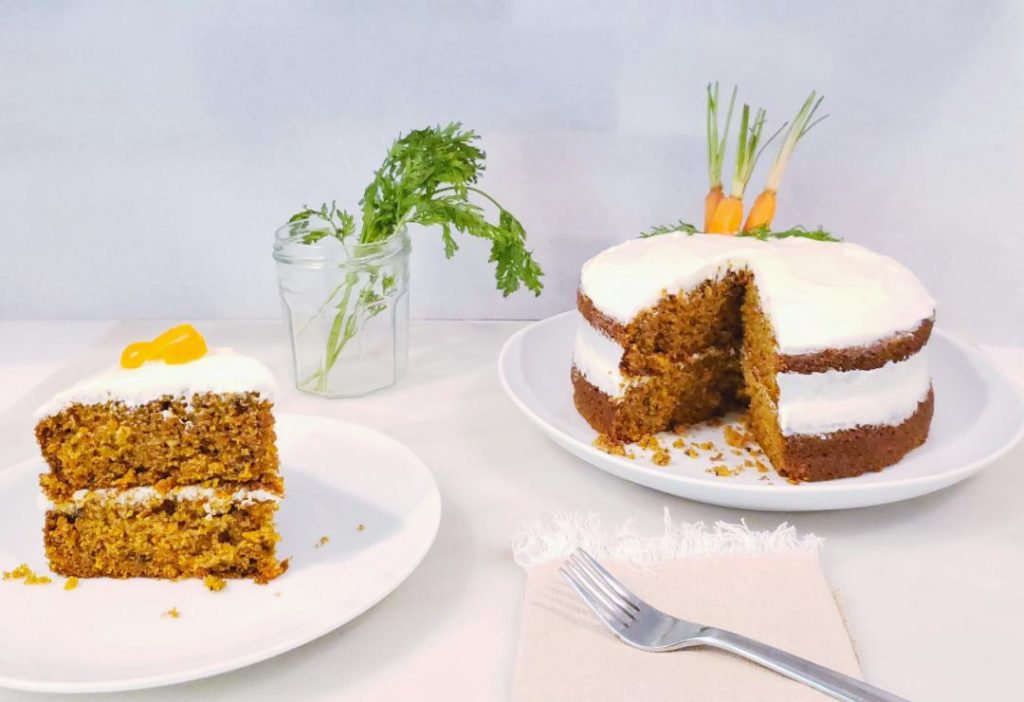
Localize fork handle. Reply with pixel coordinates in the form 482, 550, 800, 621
700, 628, 911, 702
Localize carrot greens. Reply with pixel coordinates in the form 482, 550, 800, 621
286, 123, 543, 391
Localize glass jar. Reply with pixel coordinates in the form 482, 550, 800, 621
273, 222, 410, 397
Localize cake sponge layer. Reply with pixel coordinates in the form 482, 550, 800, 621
45, 495, 285, 582
36, 392, 280, 501
571, 348, 743, 442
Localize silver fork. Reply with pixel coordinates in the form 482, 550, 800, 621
560, 548, 910, 702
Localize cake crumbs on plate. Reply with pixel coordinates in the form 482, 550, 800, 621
64, 577, 79, 591
636, 435, 660, 451
315, 535, 330, 548
163, 607, 181, 619
593, 434, 636, 459
356, 523, 366, 532
723, 424, 752, 448
636, 435, 672, 466
707, 465, 735, 477
204, 575, 227, 592
3, 563, 52, 585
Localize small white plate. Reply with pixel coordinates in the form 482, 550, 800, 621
499, 311, 1024, 511
0, 414, 441, 693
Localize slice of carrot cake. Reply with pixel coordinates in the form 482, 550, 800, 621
34, 324, 286, 582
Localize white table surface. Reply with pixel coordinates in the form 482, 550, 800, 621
1, 320, 1023, 702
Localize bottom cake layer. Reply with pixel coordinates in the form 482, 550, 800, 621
44, 488, 285, 582
572, 365, 934, 482
570, 352, 742, 442
746, 379, 935, 482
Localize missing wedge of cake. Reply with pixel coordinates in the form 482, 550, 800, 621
34, 324, 287, 582
572, 232, 936, 482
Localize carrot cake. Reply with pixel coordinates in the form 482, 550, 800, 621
34, 324, 286, 582
572, 232, 936, 481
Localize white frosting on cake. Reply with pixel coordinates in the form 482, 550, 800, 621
573, 320, 628, 396
35, 348, 277, 418
43, 485, 282, 514
776, 351, 931, 435
579, 233, 935, 354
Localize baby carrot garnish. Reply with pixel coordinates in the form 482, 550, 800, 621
743, 91, 826, 233
708, 105, 778, 234
704, 82, 737, 231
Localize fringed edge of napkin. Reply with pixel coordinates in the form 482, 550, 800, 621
512, 508, 822, 570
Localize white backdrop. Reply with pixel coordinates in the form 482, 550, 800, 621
2, 1, 1023, 345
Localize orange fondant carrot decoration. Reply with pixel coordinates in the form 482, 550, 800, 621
744, 91, 826, 233
704, 82, 737, 231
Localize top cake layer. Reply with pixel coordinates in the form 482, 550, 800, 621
36, 348, 277, 418
580, 233, 935, 355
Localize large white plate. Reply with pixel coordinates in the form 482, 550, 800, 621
0, 414, 441, 693
499, 311, 1024, 511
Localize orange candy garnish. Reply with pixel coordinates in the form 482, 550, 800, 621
120, 341, 154, 369
120, 324, 208, 369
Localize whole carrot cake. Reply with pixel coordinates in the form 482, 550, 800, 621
572, 232, 936, 481
34, 325, 286, 582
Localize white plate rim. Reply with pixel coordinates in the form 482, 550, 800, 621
0, 413, 442, 694
498, 311, 1024, 504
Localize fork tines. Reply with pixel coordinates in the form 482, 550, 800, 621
559, 548, 641, 632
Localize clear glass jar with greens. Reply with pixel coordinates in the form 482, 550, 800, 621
276, 124, 545, 398
274, 219, 410, 397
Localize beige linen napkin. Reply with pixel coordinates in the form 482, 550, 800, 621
511, 511, 860, 702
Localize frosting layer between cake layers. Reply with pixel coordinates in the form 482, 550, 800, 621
35, 347, 277, 418
572, 318, 931, 436
43, 485, 282, 513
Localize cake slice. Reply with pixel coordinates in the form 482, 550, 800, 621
34, 325, 286, 582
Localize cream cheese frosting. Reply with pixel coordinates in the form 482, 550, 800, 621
579, 233, 935, 355
573, 319, 628, 397
43, 485, 282, 514
775, 351, 930, 435
35, 347, 277, 418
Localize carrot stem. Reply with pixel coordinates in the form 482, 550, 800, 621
746, 92, 827, 231
730, 104, 775, 198
705, 83, 737, 192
